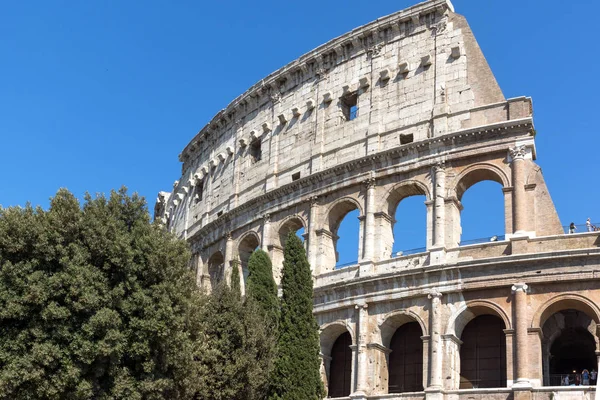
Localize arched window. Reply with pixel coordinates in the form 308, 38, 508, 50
279, 217, 305, 247
388, 322, 424, 393
459, 315, 506, 389
207, 251, 224, 290
329, 332, 352, 397
335, 209, 360, 267
460, 181, 504, 244
542, 309, 597, 386
392, 195, 427, 256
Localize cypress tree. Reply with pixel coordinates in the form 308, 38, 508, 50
246, 249, 279, 325
269, 232, 324, 400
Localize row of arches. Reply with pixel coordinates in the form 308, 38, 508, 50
321, 296, 600, 396
202, 167, 507, 287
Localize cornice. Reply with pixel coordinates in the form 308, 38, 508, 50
180, 0, 453, 159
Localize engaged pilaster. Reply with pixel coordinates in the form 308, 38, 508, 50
351, 302, 369, 398
360, 177, 376, 275
511, 283, 532, 389
307, 196, 319, 274
262, 213, 271, 252
508, 145, 532, 237
427, 290, 443, 391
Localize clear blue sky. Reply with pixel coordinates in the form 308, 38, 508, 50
1, 1, 598, 263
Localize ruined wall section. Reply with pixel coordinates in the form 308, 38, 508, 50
159, 0, 524, 241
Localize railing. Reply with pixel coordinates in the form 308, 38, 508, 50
336, 260, 358, 269
459, 234, 505, 246
563, 222, 600, 234
393, 247, 427, 257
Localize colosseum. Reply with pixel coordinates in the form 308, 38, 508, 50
155, 0, 600, 399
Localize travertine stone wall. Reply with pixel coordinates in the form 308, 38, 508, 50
156, 1, 600, 399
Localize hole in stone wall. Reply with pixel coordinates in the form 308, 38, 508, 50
194, 180, 204, 203
341, 92, 358, 121
250, 139, 262, 162
292, 172, 301, 181
217, 211, 223, 217
400, 134, 413, 145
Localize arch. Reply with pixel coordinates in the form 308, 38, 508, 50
532, 293, 600, 329
447, 300, 511, 338
450, 163, 509, 201
389, 322, 424, 393
207, 251, 224, 289
277, 215, 307, 246
459, 314, 507, 389
379, 309, 428, 348
381, 180, 432, 217
320, 321, 355, 356
325, 197, 363, 233
237, 231, 261, 263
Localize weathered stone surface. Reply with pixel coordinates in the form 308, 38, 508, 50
157, 1, 600, 399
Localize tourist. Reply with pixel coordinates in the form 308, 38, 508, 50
563, 375, 570, 386
591, 369, 597, 385
569, 222, 576, 234
587, 218, 593, 232
582, 369, 590, 385
575, 374, 581, 386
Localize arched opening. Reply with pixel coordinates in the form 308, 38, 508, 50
336, 209, 360, 267
207, 251, 224, 291
459, 315, 506, 389
458, 175, 505, 245
238, 233, 260, 294
542, 309, 597, 386
279, 217, 306, 247
329, 332, 352, 397
392, 195, 427, 256
389, 322, 424, 393
326, 200, 361, 270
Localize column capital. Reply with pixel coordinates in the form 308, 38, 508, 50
355, 302, 369, 310
308, 195, 319, 207
511, 283, 529, 293
508, 145, 530, 162
224, 231, 233, 240
428, 289, 443, 300
364, 177, 376, 189
433, 161, 446, 173
262, 213, 271, 223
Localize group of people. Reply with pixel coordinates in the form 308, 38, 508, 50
562, 369, 597, 386
568, 218, 600, 234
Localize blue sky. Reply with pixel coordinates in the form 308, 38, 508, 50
1, 1, 598, 263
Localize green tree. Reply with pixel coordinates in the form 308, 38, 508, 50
246, 249, 279, 326
230, 260, 241, 297
0, 188, 204, 400
269, 233, 324, 400
198, 277, 275, 400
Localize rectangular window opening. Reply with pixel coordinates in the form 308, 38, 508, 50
341, 92, 358, 121
217, 211, 223, 217
400, 133, 413, 145
250, 139, 262, 162
292, 172, 301, 181
194, 180, 204, 203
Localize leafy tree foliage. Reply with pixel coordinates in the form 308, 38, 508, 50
230, 260, 241, 297
246, 249, 279, 326
0, 188, 204, 400
198, 279, 275, 400
269, 233, 324, 400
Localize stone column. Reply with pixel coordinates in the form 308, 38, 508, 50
307, 196, 319, 273
512, 283, 531, 387
363, 178, 376, 262
224, 232, 234, 284
428, 291, 443, 390
509, 146, 528, 235
352, 302, 369, 398
262, 213, 271, 252
433, 164, 446, 249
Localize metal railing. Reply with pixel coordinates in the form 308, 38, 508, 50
460, 234, 505, 246
393, 247, 427, 257
335, 260, 358, 269
563, 222, 600, 234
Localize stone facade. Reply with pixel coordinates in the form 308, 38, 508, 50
156, 1, 600, 399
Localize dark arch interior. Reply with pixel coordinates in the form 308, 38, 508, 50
329, 332, 352, 397
388, 322, 423, 393
207, 252, 224, 289
460, 314, 506, 389
550, 327, 596, 376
